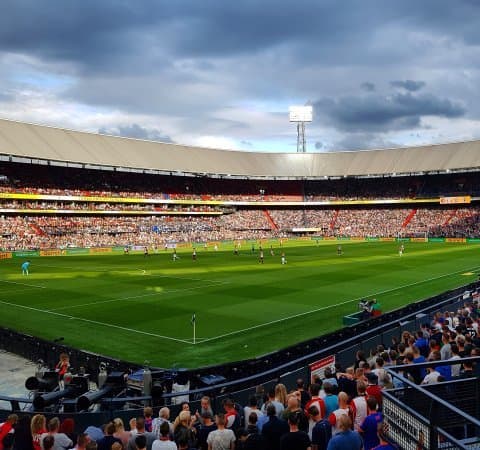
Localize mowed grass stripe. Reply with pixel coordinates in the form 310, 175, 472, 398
0, 241, 478, 367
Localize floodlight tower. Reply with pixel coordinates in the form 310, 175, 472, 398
289, 105, 313, 152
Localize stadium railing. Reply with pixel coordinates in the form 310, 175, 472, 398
384, 358, 480, 450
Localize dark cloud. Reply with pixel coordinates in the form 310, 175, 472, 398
361, 82, 375, 92
98, 124, 173, 143
314, 92, 465, 132
1, 1, 480, 151
390, 80, 426, 92
315, 141, 324, 149
1, 1, 478, 71
330, 133, 399, 152
241, 140, 253, 147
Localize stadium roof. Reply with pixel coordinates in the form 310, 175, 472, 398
0, 118, 479, 179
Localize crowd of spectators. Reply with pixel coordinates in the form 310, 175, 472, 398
1, 299, 477, 450
0, 201, 219, 213
1, 205, 480, 250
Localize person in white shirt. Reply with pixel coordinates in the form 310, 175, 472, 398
422, 367, 440, 384
207, 414, 235, 450
40, 417, 72, 450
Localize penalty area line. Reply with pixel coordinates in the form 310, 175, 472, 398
0, 300, 192, 345
196, 264, 480, 345
0, 279, 46, 289
49, 281, 228, 312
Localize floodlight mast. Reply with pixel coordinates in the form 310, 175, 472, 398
289, 106, 313, 153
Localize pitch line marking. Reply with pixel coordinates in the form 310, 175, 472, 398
195, 264, 480, 345
0, 280, 46, 289
49, 281, 228, 311
29, 262, 227, 284
0, 300, 192, 344
0, 287, 47, 295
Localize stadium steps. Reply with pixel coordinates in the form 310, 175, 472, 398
444, 209, 457, 226
263, 210, 278, 230
29, 223, 46, 236
402, 209, 417, 228
330, 209, 339, 229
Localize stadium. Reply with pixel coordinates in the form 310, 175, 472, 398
0, 117, 480, 449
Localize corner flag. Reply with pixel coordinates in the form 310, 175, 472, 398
191, 313, 196, 344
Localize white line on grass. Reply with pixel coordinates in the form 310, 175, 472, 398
0, 287, 47, 295
32, 262, 227, 284
49, 281, 228, 311
0, 299, 192, 344
195, 264, 480, 345
0, 280, 46, 289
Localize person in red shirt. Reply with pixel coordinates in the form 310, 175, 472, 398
0, 414, 18, 450
223, 399, 240, 430
55, 353, 70, 380
366, 373, 383, 407
304, 383, 326, 419
30, 414, 47, 450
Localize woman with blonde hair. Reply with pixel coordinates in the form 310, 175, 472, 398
274, 383, 288, 406
113, 417, 131, 446
30, 414, 47, 450
173, 410, 196, 447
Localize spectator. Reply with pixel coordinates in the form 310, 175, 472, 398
31, 415, 47, 450
326, 415, 362, 450
144, 407, 154, 433
152, 422, 177, 450
197, 412, 217, 450
359, 397, 382, 450
40, 417, 72, 450
127, 417, 156, 450
281, 395, 308, 433
322, 383, 338, 417
73, 433, 89, 450
309, 406, 331, 450
262, 389, 284, 417
296, 379, 311, 409
223, 399, 240, 431
304, 384, 326, 420
365, 373, 383, 407
261, 404, 289, 450
243, 397, 262, 429
113, 418, 131, 446
152, 408, 173, 440
97, 422, 122, 450
206, 414, 235, 450
0, 415, 17, 450
279, 411, 311, 450
328, 392, 350, 436
135, 434, 147, 450
42, 436, 55, 450
196, 397, 214, 425
59, 419, 76, 446
12, 414, 33, 450
449, 344, 462, 378
350, 381, 368, 431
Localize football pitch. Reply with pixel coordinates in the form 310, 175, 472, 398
0, 240, 479, 368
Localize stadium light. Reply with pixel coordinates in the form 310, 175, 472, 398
289, 105, 313, 153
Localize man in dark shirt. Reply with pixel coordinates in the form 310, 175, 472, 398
296, 378, 311, 409
96, 422, 122, 450
262, 404, 289, 450
279, 412, 311, 450
196, 411, 217, 450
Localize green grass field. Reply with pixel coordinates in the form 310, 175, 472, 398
0, 240, 479, 368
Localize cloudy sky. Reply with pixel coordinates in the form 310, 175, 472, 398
1, 0, 480, 152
